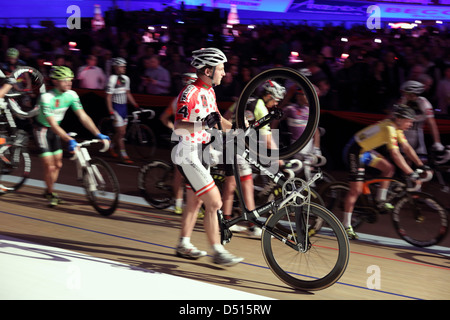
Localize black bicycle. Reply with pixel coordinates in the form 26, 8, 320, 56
319, 170, 448, 247
221, 67, 349, 291
98, 109, 157, 161
0, 67, 44, 194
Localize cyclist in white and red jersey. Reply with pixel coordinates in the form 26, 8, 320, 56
173, 47, 243, 266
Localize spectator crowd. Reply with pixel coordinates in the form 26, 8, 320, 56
1, 6, 450, 116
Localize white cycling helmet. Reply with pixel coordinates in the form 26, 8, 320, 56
400, 80, 424, 95
112, 57, 127, 66
191, 48, 227, 69
262, 80, 286, 101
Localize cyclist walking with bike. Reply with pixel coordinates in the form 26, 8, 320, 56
106, 57, 139, 164
34, 66, 110, 207
173, 47, 243, 266
342, 104, 429, 239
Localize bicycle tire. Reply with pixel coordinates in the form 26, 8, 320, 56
0, 145, 30, 194
261, 202, 349, 291
5, 67, 45, 118
138, 160, 174, 209
127, 124, 156, 160
319, 181, 370, 230
83, 157, 119, 216
234, 67, 320, 160
392, 191, 449, 247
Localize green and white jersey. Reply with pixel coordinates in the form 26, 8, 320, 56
36, 89, 83, 127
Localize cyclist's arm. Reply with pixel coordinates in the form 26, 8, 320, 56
126, 90, 138, 108
46, 116, 74, 143
73, 108, 101, 137
0, 83, 12, 98
425, 117, 442, 145
105, 93, 114, 115
400, 140, 424, 168
389, 147, 414, 175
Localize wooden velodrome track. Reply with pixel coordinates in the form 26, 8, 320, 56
1, 147, 449, 301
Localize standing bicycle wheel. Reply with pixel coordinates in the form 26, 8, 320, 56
138, 160, 174, 209
0, 141, 31, 194
83, 157, 119, 216
126, 123, 156, 160
393, 191, 448, 247
261, 202, 349, 291
234, 67, 320, 160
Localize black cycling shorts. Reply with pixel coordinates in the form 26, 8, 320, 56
33, 126, 62, 157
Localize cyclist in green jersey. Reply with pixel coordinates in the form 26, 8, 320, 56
34, 66, 110, 207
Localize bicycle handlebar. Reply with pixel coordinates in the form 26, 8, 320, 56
131, 109, 155, 120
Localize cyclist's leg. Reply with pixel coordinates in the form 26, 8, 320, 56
173, 167, 184, 213
112, 103, 130, 160
34, 126, 63, 200
368, 154, 395, 205
342, 139, 364, 238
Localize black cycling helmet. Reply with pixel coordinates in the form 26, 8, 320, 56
393, 104, 416, 119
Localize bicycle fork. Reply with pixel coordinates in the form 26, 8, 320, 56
75, 149, 104, 192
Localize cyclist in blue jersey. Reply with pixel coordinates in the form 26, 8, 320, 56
34, 66, 109, 207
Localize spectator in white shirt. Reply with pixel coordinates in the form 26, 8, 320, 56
77, 55, 107, 89
139, 55, 171, 95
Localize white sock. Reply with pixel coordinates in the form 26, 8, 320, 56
376, 188, 388, 202
212, 243, 226, 253
343, 212, 352, 228
179, 237, 191, 246
175, 198, 183, 208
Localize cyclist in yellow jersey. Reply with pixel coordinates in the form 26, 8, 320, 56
342, 104, 427, 239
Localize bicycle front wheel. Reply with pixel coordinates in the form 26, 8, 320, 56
138, 160, 174, 209
83, 158, 120, 216
261, 203, 349, 291
393, 192, 449, 247
0, 145, 31, 194
235, 67, 320, 160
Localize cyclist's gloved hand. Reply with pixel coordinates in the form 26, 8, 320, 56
68, 139, 78, 152
408, 171, 420, 182
203, 112, 221, 130
97, 133, 110, 141
5, 77, 17, 85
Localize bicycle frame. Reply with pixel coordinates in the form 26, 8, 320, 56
70, 138, 109, 192
225, 109, 322, 233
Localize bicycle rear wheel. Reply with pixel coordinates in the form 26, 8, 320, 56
126, 124, 156, 161
234, 67, 320, 160
138, 160, 174, 209
0, 145, 30, 194
261, 203, 349, 291
83, 158, 119, 216
393, 192, 448, 247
